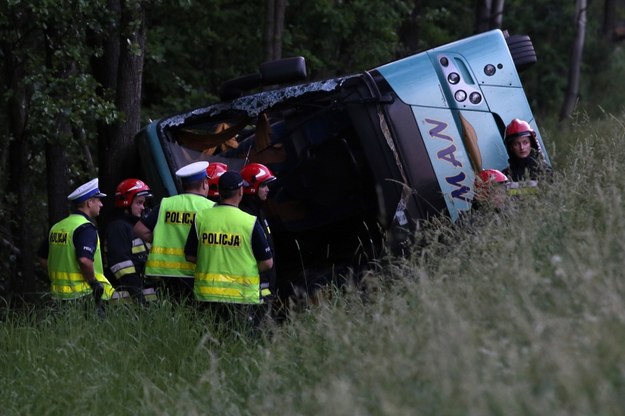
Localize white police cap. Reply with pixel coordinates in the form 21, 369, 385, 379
175, 161, 209, 183
67, 178, 107, 203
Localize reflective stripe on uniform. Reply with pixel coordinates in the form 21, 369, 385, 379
48, 215, 115, 300
110, 260, 137, 279
146, 260, 195, 271
145, 194, 214, 278
50, 272, 91, 299
194, 272, 261, 304
149, 247, 185, 256
131, 238, 149, 255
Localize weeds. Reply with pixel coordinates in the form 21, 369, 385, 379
3, 114, 625, 415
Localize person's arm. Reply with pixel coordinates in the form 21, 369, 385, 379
133, 220, 153, 243
77, 257, 97, 284
73, 224, 100, 285
184, 219, 199, 263
38, 258, 48, 270
133, 204, 159, 243
107, 219, 139, 281
258, 258, 273, 273
37, 238, 49, 271
251, 220, 273, 272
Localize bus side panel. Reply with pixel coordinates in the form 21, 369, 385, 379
480, 85, 551, 165
375, 53, 446, 107
412, 107, 474, 221
136, 122, 178, 199
455, 109, 510, 172
432, 29, 522, 88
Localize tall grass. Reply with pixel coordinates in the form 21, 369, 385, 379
3, 112, 625, 415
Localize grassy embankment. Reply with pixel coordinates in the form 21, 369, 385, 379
2, 112, 625, 415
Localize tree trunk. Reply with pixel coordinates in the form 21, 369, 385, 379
6, 83, 36, 298
602, 0, 616, 39
559, 0, 587, 122
98, 0, 146, 228
92, 0, 121, 94
492, 0, 505, 29
264, 0, 276, 62
273, 0, 286, 60
397, 1, 424, 57
475, 0, 505, 33
475, 0, 492, 33
1, 31, 37, 298
93, 0, 121, 183
264, 0, 287, 61
45, 143, 70, 227
74, 126, 95, 175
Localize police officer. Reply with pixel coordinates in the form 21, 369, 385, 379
38, 178, 114, 317
106, 178, 152, 304
134, 161, 214, 301
185, 171, 273, 324
239, 163, 277, 298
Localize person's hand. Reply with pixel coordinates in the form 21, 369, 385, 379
89, 280, 104, 301
260, 287, 273, 302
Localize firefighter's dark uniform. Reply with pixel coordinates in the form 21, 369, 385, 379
106, 212, 151, 302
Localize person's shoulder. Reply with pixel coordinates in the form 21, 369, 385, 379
107, 217, 132, 233
74, 222, 98, 242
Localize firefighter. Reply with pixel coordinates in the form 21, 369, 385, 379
206, 162, 228, 202
503, 119, 552, 183
239, 163, 277, 298
38, 178, 114, 318
106, 178, 152, 304
185, 171, 273, 325
472, 169, 510, 210
134, 161, 214, 301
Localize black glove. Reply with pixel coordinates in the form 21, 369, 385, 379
89, 280, 104, 301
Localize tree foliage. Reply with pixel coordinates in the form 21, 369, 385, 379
0, 0, 119, 298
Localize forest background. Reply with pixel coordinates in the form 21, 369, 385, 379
1, 0, 624, 298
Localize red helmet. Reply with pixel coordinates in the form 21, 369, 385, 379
206, 162, 228, 197
504, 119, 538, 147
477, 169, 509, 185
240, 163, 276, 195
474, 169, 509, 201
115, 179, 151, 208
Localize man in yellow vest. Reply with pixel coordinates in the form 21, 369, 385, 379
185, 171, 273, 324
134, 161, 214, 300
38, 178, 114, 318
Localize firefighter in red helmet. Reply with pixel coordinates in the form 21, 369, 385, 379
502, 119, 551, 182
473, 169, 509, 210
240, 163, 277, 302
105, 179, 153, 304
206, 162, 228, 202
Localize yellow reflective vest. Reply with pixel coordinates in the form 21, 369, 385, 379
506, 180, 540, 196
145, 193, 214, 278
47, 214, 114, 300
193, 205, 261, 304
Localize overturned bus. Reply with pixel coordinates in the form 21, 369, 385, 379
135, 29, 551, 296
